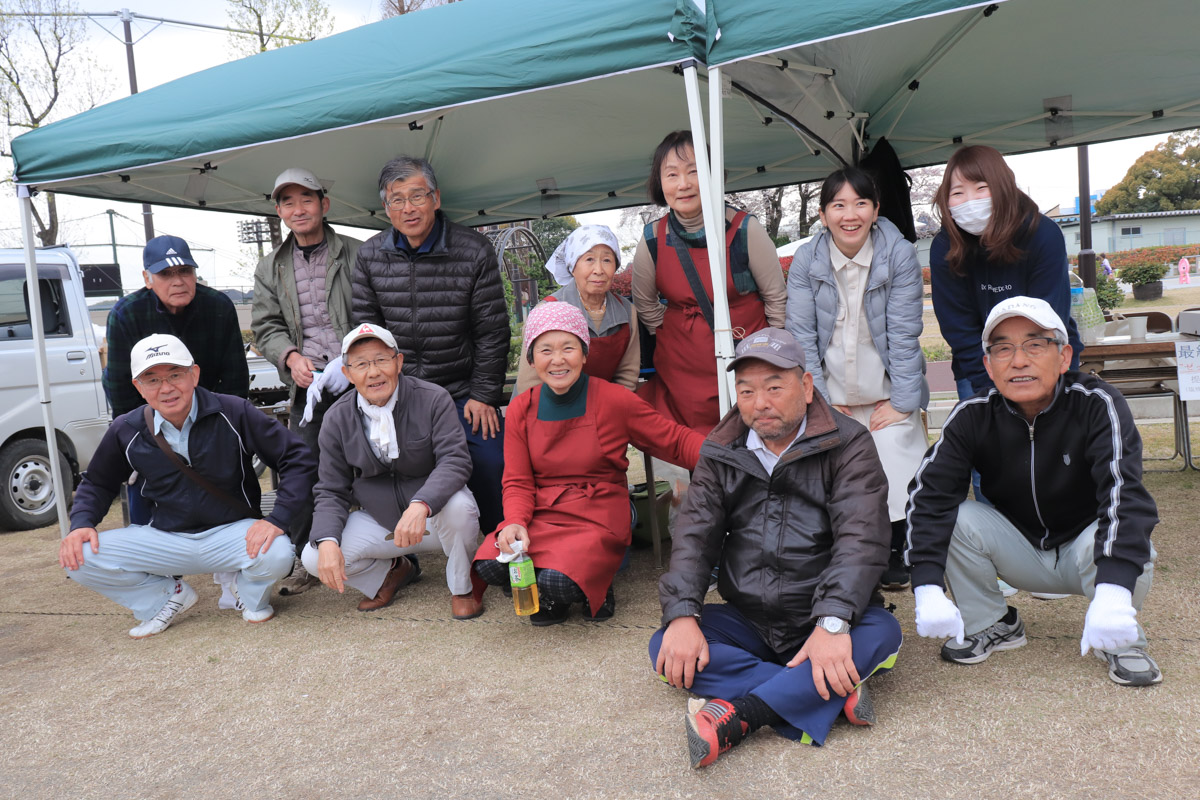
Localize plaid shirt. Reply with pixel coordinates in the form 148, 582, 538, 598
104, 285, 249, 416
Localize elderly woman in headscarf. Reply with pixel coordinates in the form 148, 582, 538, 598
514, 224, 640, 395
472, 302, 702, 626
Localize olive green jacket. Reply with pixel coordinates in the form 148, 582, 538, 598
251, 223, 362, 403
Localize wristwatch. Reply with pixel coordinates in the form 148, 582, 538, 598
817, 616, 851, 635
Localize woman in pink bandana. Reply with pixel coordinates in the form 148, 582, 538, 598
472, 303, 702, 625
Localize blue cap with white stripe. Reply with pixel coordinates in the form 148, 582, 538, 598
143, 235, 199, 274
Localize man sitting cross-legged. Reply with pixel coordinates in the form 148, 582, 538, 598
650, 328, 902, 769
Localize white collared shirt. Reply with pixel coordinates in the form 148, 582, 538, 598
746, 418, 808, 474
153, 399, 199, 463
825, 232, 890, 407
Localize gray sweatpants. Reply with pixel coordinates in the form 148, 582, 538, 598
945, 500, 1155, 647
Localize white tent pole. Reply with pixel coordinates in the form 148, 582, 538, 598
17, 186, 72, 537
682, 61, 735, 416
707, 65, 737, 413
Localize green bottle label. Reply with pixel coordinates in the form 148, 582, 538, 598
509, 557, 535, 589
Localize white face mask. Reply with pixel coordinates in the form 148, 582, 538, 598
950, 197, 992, 236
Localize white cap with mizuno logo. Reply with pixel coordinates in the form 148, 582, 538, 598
131, 333, 195, 379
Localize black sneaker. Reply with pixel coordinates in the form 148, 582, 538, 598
582, 587, 616, 621
940, 606, 1026, 664
529, 599, 569, 627
1095, 647, 1162, 686
881, 550, 910, 591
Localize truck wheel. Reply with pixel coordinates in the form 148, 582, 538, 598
0, 439, 72, 531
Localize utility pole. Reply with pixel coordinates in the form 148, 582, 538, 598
118, 8, 156, 243
105, 208, 123, 295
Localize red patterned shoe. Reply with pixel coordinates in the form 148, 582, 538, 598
843, 682, 876, 726
685, 698, 749, 768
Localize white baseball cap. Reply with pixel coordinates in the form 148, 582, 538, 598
341, 322, 398, 356
982, 296, 1068, 351
271, 168, 328, 201
131, 334, 194, 378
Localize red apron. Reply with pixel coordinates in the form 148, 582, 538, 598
640, 211, 768, 434
473, 382, 630, 611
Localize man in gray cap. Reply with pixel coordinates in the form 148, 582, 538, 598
650, 328, 902, 769
252, 167, 363, 594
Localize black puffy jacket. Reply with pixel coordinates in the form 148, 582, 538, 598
659, 392, 890, 654
352, 213, 510, 405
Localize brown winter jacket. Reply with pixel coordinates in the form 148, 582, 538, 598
658, 391, 890, 654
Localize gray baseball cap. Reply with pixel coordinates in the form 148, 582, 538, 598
726, 327, 805, 372
271, 168, 327, 201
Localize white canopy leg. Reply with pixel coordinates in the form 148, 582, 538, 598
18, 187, 72, 537
682, 62, 736, 417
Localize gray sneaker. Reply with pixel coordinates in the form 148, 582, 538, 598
278, 556, 320, 596
1095, 647, 1162, 687
941, 606, 1027, 664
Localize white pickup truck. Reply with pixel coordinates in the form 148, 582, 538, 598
0, 246, 285, 531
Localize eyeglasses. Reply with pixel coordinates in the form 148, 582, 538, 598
136, 369, 191, 390
153, 266, 195, 280
384, 190, 435, 209
347, 354, 397, 373
985, 337, 1060, 362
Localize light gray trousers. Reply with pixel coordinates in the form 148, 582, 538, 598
945, 500, 1154, 647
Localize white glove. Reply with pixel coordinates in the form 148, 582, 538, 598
914, 584, 965, 644
298, 357, 350, 427
1081, 583, 1138, 656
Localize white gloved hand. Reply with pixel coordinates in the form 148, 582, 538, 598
1081, 583, 1138, 656
914, 584, 965, 644
317, 356, 349, 397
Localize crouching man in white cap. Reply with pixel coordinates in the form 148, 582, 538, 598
905, 296, 1161, 685
60, 334, 317, 638
304, 323, 484, 618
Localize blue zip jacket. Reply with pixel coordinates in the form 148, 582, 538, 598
930, 214, 1083, 393
71, 387, 317, 534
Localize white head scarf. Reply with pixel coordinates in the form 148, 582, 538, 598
546, 225, 622, 286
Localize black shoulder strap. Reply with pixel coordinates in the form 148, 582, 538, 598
668, 235, 716, 333
143, 405, 258, 519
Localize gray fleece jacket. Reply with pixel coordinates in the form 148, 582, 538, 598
310, 374, 472, 544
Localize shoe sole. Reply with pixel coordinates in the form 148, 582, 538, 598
452, 606, 485, 621
130, 588, 198, 639
880, 580, 911, 592
244, 610, 275, 624
529, 613, 568, 627
684, 713, 716, 769
942, 633, 1027, 665
843, 685, 876, 726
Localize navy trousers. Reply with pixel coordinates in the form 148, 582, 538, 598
455, 396, 505, 534
649, 603, 902, 745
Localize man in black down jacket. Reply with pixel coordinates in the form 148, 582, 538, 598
353, 155, 509, 533
59, 334, 316, 639
906, 297, 1160, 687
651, 328, 902, 769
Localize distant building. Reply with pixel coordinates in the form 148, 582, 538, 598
1051, 207, 1200, 258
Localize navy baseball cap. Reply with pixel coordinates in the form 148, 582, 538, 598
143, 235, 199, 274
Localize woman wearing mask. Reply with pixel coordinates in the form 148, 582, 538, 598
514, 224, 639, 395
786, 167, 927, 589
930, 145, 1083, 400
631, 130, 786, 434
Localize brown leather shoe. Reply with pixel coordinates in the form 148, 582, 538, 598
451, 593, 484, 620
357, 556, 415, 612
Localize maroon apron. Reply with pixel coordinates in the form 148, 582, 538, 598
639, 211, 768, 434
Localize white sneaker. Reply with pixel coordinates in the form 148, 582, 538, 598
997, 579, 1019, 598
214, 572, 244, 611
129, 580, 198, 639
229, 578, 275, 624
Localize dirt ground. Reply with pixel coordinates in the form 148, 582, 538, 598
2, 441, 1198, 799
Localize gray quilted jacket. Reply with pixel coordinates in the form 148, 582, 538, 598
785, 217, 928, 414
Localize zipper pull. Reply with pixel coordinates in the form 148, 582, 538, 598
1028, 421, 1035, 442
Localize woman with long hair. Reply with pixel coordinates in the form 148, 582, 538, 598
930, 145, 1082, 399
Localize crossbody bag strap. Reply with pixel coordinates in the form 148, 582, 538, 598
664, 217, 716, 332
143, 405, 258, 519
